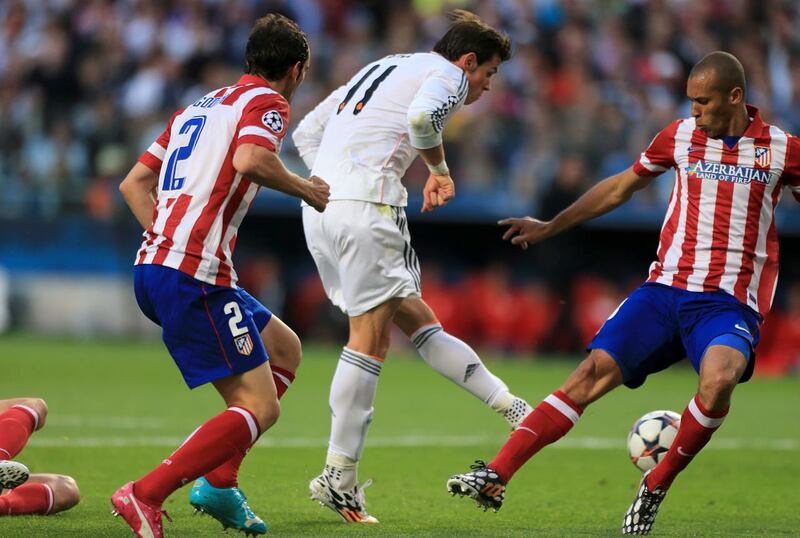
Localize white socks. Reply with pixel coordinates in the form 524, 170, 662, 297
327, 347, 383, 488
411, 324, 512, 411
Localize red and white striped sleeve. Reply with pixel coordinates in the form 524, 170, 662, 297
632, 120, 680, 177
138, 109, 183, 173
782, 134, 800, 203
236, 93, 291, 152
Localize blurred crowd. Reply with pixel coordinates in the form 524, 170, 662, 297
238, 253, 800, 377
1, 0, 799, 372
2, 0, 800, 217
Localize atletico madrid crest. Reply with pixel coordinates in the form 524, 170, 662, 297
754, 146, 771, 168
234, 333, 253, 356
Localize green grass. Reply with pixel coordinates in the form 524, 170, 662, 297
0, 334, 798, 536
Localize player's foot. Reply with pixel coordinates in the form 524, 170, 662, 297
111, 481, 171, 538
189, 477, 267, 536
0, 460, 30, 490
502, 396, 533, 430
621, 470, 667, 535
447, 460, 506, 512
309, 473, 378, 523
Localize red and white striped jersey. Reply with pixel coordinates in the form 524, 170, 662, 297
135, 74, 290, 288
633, 105, 800, 317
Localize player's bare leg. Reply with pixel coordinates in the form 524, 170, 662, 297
394, 298, 533, 428
0, 473, 80, 516
448, 349, 623, 510
193, 315, 301, 535
623, 345, 747, 535
310, 298, 401, 524
113, 365, 279, 537
0, 397, 48, 490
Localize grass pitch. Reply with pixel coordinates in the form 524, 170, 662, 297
1, 334, 798, 536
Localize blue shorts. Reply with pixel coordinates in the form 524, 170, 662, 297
588, 283, 761, 389
134, 265, 272, 389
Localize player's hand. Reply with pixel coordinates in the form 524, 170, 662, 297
498, 216, 552, 250
421, 173, 455, 213
304, 175, 330, 212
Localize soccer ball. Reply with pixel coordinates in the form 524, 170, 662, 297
627, 410, 681, 472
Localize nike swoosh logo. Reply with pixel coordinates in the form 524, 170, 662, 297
687, 147, 699, 152
734, 323, 750, 334
677, 446, 695, 457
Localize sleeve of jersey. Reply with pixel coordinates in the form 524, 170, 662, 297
406, 70, 468, 149
632, 120, 680, 177
292, 85, 347, 169
782, 135, 800, 203
237, 94, 290, 152
137, 109, 182, 173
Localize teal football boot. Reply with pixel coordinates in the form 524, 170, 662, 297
189, 477, 267, 535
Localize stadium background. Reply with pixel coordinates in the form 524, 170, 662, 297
1, 0, 799, 373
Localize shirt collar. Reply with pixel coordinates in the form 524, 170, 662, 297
235, 74, 272, 88
742, 104, 765, 138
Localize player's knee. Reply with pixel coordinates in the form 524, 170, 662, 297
562, 351, 614, 407
52, 475, 80, 513
699, 369, 738, 397
272, 327, 302, 372
252, 400, 281, 432
22, 398, 48, 430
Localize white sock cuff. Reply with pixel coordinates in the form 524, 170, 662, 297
410, 324, 443, 348
326, 450, 358, 468
12, 405, 39, 431
687, 397, 726, 429
273, 370, 292, 388
341, 348, 383, 376
543, 393, 581, 425
43, 484, 54, 515
228, 407, 260, 443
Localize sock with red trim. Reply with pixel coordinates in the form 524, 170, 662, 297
134, 407, 260, 506
489, 390, 583, 482
0, 483, 53, 515
647, 394, 728, 491
0, 406, 38, 460
204, 367, 296, 489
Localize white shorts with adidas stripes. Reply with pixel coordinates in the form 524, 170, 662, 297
302, 200, 421, 317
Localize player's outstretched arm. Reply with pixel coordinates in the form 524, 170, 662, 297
119, 162, 159, 230
500, 166, 652, 249
233, 143, 330, 212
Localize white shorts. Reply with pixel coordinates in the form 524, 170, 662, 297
302, 200, 421, 316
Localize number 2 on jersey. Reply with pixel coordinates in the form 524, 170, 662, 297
163, 115, 207, 191
337, 65, 397, 115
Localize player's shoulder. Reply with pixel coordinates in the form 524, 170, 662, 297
240, 86, 289, 111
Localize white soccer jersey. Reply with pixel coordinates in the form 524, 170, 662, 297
293, 52, 468, 207
136, 74, 291, 287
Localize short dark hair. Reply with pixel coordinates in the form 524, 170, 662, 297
245, 13, 309, 81
689, 51, 746, 95
433, 10, 512, 65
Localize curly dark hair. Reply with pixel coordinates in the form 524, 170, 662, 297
245, 13, 309, 81
433, 10, 512, 65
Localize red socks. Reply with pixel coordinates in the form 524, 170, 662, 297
647, 395, 728, 491
270, 366, 295, 400
205, 367, 295, 489
490, 390, 583, 482
134, 407, 260, 506
0, 483, 53, 516
0, 405, 38, 459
